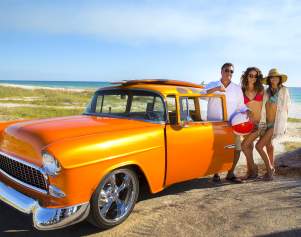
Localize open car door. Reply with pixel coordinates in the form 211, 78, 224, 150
165, 94, 235, 186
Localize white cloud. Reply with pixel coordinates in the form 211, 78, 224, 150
0, 1, 300, 47
0, 4, 211, 42
1, 0, 301, 85
0, 2, 292, 38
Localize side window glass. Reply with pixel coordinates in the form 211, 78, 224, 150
199, 96, 224, 121
95, 95, 103, 113
130, 95, 165, 121
180, 97, 192, 122
97, 94, 128, 114
180, 97, 202, 122
188, 98, 201, 121
166, 96, 177, 124
153, 96, 165, 113
131, 95, 154, 112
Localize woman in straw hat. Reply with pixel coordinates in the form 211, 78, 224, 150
240, 67, 264, 180
255, 68, 291, 181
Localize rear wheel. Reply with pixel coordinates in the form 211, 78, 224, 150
88, 168, 139, 229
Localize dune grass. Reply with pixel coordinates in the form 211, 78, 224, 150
0, 85, 93, 120
0, 85, 93, 106
0, 106, 85, 120
288, 118, 301, 123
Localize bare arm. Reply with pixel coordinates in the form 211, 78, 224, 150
206, 86, 225, 94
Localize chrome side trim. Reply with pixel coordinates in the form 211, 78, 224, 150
0, 181, 90, 230
224, 144, 236, 149
0, 151, 49, 194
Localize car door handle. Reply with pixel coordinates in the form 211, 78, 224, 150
224, 144, 236, 149
221, 125, 230, 128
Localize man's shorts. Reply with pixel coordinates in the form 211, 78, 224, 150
235, 134, 242, 151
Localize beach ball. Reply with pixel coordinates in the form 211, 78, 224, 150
231, 112, 254, 136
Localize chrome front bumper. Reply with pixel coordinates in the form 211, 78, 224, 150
0, 181, 90, 230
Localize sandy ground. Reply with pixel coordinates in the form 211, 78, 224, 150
1, 125, 301, 237
1, 163, 301, 237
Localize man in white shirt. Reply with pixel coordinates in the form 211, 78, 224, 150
206, 62, 246, 183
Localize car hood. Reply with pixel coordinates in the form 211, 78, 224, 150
4, 115, 156, 145
0, 115, 157, 164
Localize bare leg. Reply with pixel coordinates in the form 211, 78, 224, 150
266, 142, 274, 168
255, 129, 274, 178
213, 150, 241, 182
227, 150, 241, 177
241, 131, 259, 177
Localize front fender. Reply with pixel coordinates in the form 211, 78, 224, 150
44, 125, 166, 207
0, 120, 26, 135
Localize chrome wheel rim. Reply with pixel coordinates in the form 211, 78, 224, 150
98, 169, 137, 223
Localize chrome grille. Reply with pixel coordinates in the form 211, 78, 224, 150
0, 153, 47, 191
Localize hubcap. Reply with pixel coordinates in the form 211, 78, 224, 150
98, 170, 137, 223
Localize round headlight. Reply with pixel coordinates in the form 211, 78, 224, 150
42, 152, 61, 176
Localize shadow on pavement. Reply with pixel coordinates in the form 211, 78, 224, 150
257, 228, 301, 237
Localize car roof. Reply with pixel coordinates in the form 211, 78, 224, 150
97, 79, 205, 96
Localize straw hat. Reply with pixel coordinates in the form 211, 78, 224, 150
262, 68, 287, 85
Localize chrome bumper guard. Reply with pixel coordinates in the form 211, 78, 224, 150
0, 181, 90, 230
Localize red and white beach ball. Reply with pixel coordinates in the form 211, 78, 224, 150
231, 112, 254, 136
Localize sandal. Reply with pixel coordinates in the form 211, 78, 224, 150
243, 173, 258, 180
212, 174, 222, 183
260, 171, 274, 181
243, 168, 258, 180
261, 173, 274, 181
225, 175, 243, 183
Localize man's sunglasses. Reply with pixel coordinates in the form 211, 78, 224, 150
224, 69, 234, 74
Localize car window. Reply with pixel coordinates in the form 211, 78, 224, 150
96, 94, 128, 114
199, 96, 224, 121
129, 95, 165, 121
87, 90, 166, 122
154, 96, 165, 113
180, 97, 202, 122
130, 95, 154, 112
166, 96, 177, 124
179, 96, 224, 122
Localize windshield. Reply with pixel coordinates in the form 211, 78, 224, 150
85, 90, 166, 122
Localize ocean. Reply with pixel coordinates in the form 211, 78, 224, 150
0, 80, 111, 89
0, 80, 301, 118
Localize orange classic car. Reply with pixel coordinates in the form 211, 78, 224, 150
0, 79, 235, 230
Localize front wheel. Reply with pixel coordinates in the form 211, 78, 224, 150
88, 168, 139, 229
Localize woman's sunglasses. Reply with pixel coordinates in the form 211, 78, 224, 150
248, 74, 258, 78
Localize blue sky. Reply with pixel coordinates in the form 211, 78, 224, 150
0, 0, 300, 86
